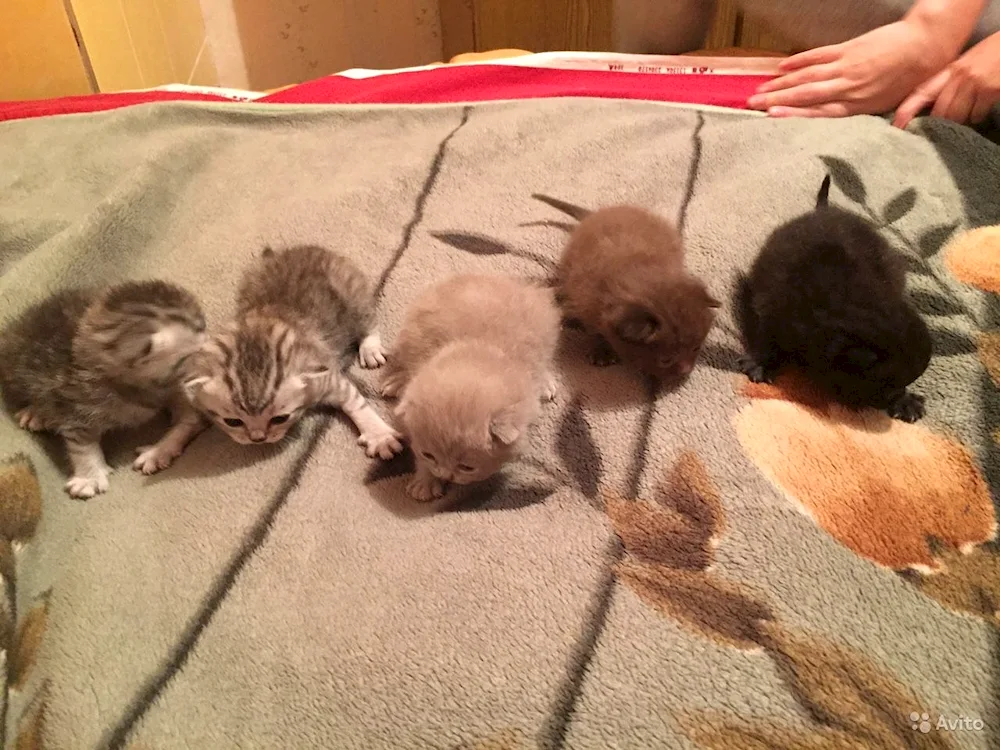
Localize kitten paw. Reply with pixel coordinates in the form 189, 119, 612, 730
739, 357, 774, 384
358, 334, 387, 369
16, 408, 44, 432
133, 443, 181, 475
407, 474, 445, 502
358, 427, 404, 460
590, 341, 620, 367
65, 470, 109, 499
887, 392, 925, 423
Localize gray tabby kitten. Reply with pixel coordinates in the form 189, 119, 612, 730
183, 245, 402, 459
0, 281, 207, 498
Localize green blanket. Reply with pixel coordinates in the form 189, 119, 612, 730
0, 97, 998, 750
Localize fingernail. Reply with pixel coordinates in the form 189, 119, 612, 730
747, 95, 764, 108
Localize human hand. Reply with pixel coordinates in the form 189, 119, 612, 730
747, 19, 956, 118
893, 31, 1000, 128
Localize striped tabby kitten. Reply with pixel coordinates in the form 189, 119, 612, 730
183, 245, 402, 459
0, 281, 207, 498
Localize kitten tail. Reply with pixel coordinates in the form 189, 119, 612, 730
531, 193, 591, 222
816, 174, 831, 209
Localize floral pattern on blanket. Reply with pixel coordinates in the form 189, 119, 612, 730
0, 454, 49, 750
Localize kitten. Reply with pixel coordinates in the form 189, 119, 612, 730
539, 197, 720, 381
0, 281, 207, 498
183, 245, 402, 458
733, 174, 932, 422
380, 273, 560, 502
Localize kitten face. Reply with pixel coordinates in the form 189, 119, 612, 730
815, 307, 932, 407
183, 318, 328, 444
605, 279, 720, 380
187, 373, 309, 444
409, 433, 508, 485
395, 349, 537, 486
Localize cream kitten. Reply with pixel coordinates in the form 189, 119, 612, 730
0, 281, 207, 498
183, 245, 402, 458
382, 274, 560, 501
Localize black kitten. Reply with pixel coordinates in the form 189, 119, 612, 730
733, 173, 932, 422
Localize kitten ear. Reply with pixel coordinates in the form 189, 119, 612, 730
488, 399, 537, 446
614, 305, 660, 344
181, 375, 211, 400
489, 417, 521, 446
703, 289, 722, 309
297, 364, 331, 399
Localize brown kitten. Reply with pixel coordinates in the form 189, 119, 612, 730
183, 245, 402, 458
381, 274, 560, 502
556, 204, 720, 380
0, 281, 207, 498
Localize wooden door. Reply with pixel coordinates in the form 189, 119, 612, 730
67, 0, 219, 92
0, 0, 94, 100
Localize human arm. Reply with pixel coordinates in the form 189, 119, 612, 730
746, 0, 988, 118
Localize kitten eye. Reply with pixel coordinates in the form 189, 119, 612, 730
457, 464, 476, 473
269, 414, 289, 425
141, 341, 153, 357
223, 417, 245, 428
421, 451, 436, 462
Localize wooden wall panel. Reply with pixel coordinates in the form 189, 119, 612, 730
0, 0, 93, 100
473, 0, 612, 53
157, 0, 218, 86
703, 0, 739, 49
736, 12, 798, 53
439, 0, 476, 60
68, 0, 218, 92
120, 0, 178, 86
233, 0, 444, 92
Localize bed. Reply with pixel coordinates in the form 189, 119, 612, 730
0, 51, 998, 750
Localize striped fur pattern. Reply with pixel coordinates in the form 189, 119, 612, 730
0, 280, 207, 497
183, 245, 402, 458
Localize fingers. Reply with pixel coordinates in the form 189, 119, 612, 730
932, 77, 975, 122
767, 102, 854, 118
777, 45, 843, 72
970, 91, 996, 124
748, 79, 850, 110
754, 62, 842, 95
892, 69, 951, 128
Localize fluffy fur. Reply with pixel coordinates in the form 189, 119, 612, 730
380, 274, 560, 501
555, 204, 720, 381
0, 280, 207, 498
183, 245, 402, 458
733, 174, 933, 422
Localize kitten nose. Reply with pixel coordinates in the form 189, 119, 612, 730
249, 431, 267, 443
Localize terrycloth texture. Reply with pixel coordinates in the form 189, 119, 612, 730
0, 99, 998, 750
